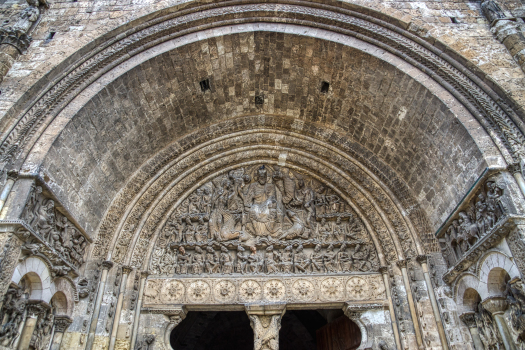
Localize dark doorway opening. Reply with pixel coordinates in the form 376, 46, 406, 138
170, 310, 361, 350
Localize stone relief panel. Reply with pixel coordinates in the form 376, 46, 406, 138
21, 185, 88, 270
149, 164, 379, 277
142, 274, 386, 305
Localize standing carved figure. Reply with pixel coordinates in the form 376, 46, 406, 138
135, 334, 155, 350
352, 244, 371, 272
248, 246, 262, 273
220, 246, 233, 274
324, 244, 337, 273
311, 244, 324, 273
9, 0, 44, 34
175, 247, 191, 274
486, 181, 504, 223
294, 245, 310, 273
236, 245, 248, 274
506, 278, 525, 344
191, 246, 205, 274
265, 245, 278, 274
205, 246, 220, 274
281, 246, 293, 273
337, 243, 352, 272
0, 287, 27, 347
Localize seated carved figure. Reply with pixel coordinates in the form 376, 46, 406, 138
176, 247, 191, 274
205, 246, 220, 274
247, 246, 263, 273
324, 244, 337, 273
310, 244, 324, 273
337, 243, 352, 272
281, 246, 294, 273
236, 245, 248, 274
220, 246, 233, 274
265, 245, 278, 274
191, 246, 205, 274
293, 245, 310, 273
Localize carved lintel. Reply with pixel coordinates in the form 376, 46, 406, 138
121, 265, 133, 275
53, 315, 73, 333
459, 312, 476, 328
101, 261, 114, 270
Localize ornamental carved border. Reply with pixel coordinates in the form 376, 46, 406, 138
142, 274, 386, 305
2, 0, 523, 175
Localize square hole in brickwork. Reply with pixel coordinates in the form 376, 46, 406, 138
255, 95, 264, 105
320, 81, 330, 93
450, 17, 458, 23
199, 79, 211, 92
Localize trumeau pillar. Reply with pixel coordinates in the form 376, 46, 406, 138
397, 259, 425, 350
86, 260, 113, 350
130, 271, 149, 350
49, 315, 73, 350
245, 303, 286, 350
108, 265, 132, 350
379, 266, 402, 350
459, 312, 485, 350
482, 296, 517, 350
417, 255, 449, 350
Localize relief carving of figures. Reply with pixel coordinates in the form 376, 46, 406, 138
135, 334, 155, 350
151, 164, 379, 276
476, 303, 504, 350
440, 179, 505, 268
31, 307, 54, 350
22, 185, 88, 269
506, 278, 525, 345
0, 286, 27, 347
481, 0, 506, 25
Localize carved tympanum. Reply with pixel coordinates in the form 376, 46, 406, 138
22, 185, 88, 269
150, 165, 379, 276
439, 179, 505, 268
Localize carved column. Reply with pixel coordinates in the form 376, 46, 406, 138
459, 312, 485, 350
417, 255, 449, 350
130, 271, 149, 349
397, 259, 425, 350
0, 171, 17, 213
108, 265, 132, 350
508, 164, 525, 198
245, 303, 286, 350
163, 306, 188, 347
49, 315, 72, 350
17, 302, 48, 350
86, 260, 113, 350
482, 296, 517, 350
379, 266, 402, 350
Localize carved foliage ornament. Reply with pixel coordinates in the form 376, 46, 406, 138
150, 165, 379, 277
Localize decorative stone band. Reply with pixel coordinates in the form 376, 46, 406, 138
442, 215, 525, 284
0, 220, 79, 277
142, 274, 386, 307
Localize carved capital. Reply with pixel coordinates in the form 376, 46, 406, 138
121, 265, 133, 275
0, 28, 31, 53
459, 312, 477, 328
396, 259, 408, 269
378, 266, 389, 274
140, 270, 150, 278
481, 296, 509, 315
415, 255, 428, 264
508, 162, 522, 174
26, 301, 50, 317
54, 316, 73, 333
101, 261, 114, 270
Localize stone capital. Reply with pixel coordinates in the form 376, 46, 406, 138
378, 266, 389, 274
54, 315, 73, 333
415, 255, 428, 264
121, 265, 133, 275
26, 300, 50, 317
101, 260, 114, 270
396, 259, 408, 269
481, 296, 509, 315
459, 312, 477, 328
508, 162, 522, 175
140, 270, 150, 278
245, 303, 286, 316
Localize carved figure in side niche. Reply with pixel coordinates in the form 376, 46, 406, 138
248, 246, 262, 273
481, 0, 505, 24
184, 218, 196, 243
175, 247, 191, 274
191, 246, 205, 274
311, 244, 325, 273
337, 243, 352, 272
209, 177, 247, 242
238, 165, 282, 238
159, 247, 175, 275
205, 246, 220, 274
265, 245, 278, 274
486, 181, 504, 223
195, 218, 208, 243
324, 244, 337, 273
279, 210, 307, 240
475, 193, 488, 236
294, 245, 310, 273
476, 304, 503, 350
281, 246, 294, 273
25, 185, 42, 227
319, 218, 333, 242
71, 229, 87, 266
220, 246, 233, 274
236, 245, 248, 274
448, 220, 461, 259
506, 278, 525, 343
352, 244, 372, 272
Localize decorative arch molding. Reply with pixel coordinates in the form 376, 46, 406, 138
92, 118, 436, 269
1, 0, 521, 178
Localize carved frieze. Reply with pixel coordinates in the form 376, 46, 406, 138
149, 164, 379, 277
142, 274, 386, 305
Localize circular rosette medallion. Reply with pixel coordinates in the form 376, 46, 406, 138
346, 277, 369, 300
320, 278, 344, 301
187, 280, 211, 303
214, 280, 236, 303
161, 280, 185, 303
239, 280, 262, 302
292, 279, 315, 301
369, 277, 386, 299
263, 280, 286, 302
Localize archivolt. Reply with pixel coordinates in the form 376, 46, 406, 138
93, 116, 434, 267
1, 0, 523, 174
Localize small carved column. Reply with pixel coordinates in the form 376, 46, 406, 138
163, 306, 188, 347
130, 271, 150, 349
459, 312, 485, 350
17, 302, 47, 350
0, 171, 17, 213
417, 255, 449, 350
482, 296, 517, 350
379, 266, 402, 350
397, 259, 425, 350
49, 315, 72, 350
86, 260, 113, 350
108, 265, 132, 350
508, 164, 525, 198
245, 303, 286, 350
